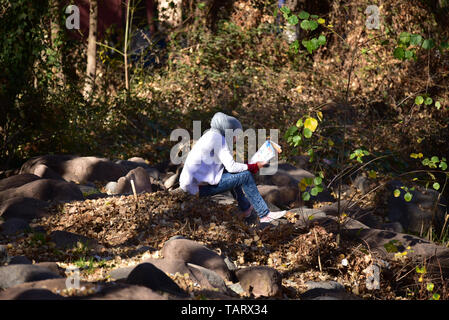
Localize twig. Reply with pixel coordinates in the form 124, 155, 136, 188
130, 179, 138, 207
313, 228, 323, 273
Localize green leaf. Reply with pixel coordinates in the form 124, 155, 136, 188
393, 47, 405, 59
426, 283, 434, 292
308, 20, 318, 31
410, 34, 423, 46
435, 101, 441, 109
431, 156, 439, 163
300, 20, 311, 30
404, 50, 414, 59
280, 6, 291, 15
424, 97, 433, 105
433, 182, 440, 190
415, 96, 424, 105
298, 11, 310, 19
292, 135, 302, 146
439, 161, 447, 170
416, 265, 427, 274
303, 127, 312, 138
302, 191, 311, 201
384, 240, 399, 253
432, 293, 440, 300
317, 18, 325, 24
399, 32, 411, 44
394, 189, 401, 197
296, 119, 303, 127
287, 15, 299, 26
441, 41, 449, 50
313, 177, 323, 185
304, 117, 318, 132
404, 192, 413, 202
310, 187, 318, 196
422, 39, 435, 50
317, 34, 326, 46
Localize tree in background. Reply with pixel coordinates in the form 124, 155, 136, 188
83, 0, 98, 97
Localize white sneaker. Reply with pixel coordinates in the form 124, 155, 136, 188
260, 210, 287, 223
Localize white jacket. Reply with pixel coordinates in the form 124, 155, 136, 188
179, 130, 248, 195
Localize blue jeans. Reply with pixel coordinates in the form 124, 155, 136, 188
198, 171, 270, 218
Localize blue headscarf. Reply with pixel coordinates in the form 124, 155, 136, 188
210, 112, 242, 150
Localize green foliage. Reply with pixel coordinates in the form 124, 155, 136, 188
350, 149, 370, 163
281, 7, 327, 54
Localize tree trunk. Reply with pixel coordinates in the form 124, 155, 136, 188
49, 0, 65, 87
84, 0, 98, 98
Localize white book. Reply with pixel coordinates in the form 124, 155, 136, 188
249, 140, 282, 164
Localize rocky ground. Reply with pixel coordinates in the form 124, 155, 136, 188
0, 155, 448, 300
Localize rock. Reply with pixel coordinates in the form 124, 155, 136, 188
104, 181, 118, 195
387, 180, 446, 233
349, 211, 383, 229
0, 218, 30, 236
257, 185, 282, 207
161, 239, 231, 281
49, 230, 99, 250
31, 164, 64, 180
382, 222, 404, 233
88, 283, 168, 300
187, 263, 229, 293
0, 264, 61, 289
109, 266, 135, 281
115, 159, 152, 173
0, 245, 9, 265
0, 288, 64, 300
20, 155, 128, 184
9, 256, 32, 265
0, 174, 41, 192
301, 281, 360, 300
0, 179, 84, 203
0, 278, 94, 300
115, 167, 152, 195
35, 262, 62, 275
344, 228, 449, 275
223, 256, 238, 271
235, 266, 282, 298
143, 258, 192, 276
0, 197, 50, 222
163, 171, 180, 190
126, 263, 188, 297
210, 192, 236, 206
228, 283, 245, 295
353, 175, 370, 195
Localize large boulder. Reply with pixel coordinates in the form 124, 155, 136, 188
0, 278, 95, 300
0, 179, 84, 203
0, 174, 41, 192
49, 230, 99, 250
161, 238, 231, 281
301, 281, 360, 300
235, 266, 282, 298
0, 264, 61, 289
0, 197, 51, 222
20, 155, 128, 184
386, 181, 446, 233
87, 283, 169, 300
344, 228, 449, 275
126, 263, 188, 297
0, 218, 30, 236
257, 185, 298, 207
115, 167, 152, 195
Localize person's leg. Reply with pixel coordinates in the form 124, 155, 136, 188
199, 171, 270, 218
230, 186, 251, 212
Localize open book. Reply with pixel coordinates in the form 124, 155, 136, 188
249, 140, 282, 164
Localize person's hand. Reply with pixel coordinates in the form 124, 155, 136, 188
257, 161, 268, 168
